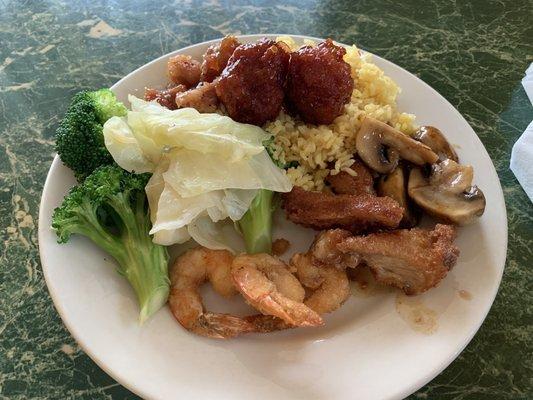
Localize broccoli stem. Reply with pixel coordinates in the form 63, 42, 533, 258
111, 233, 169, 324
105, 193, 169, 324
238, 189, 275, 254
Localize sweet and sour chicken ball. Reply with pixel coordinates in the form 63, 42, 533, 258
216, 39, 290, 126
200, 36, 241, 83
286, 39, 354, 125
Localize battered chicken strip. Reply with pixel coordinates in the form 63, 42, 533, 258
282, 186, 403, 233
326, 159, 375, 196
144, 85, 186, 110
175, 81, 219, 113
338, 224, 459, 295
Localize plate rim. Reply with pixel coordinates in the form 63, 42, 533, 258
38, 33, 508, 400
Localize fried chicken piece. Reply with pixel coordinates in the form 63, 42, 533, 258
200, 36, 241, 82
326, 159, 375, 196
309, 229, 360, 269
167, 54, 201, 88
282, 186, 403, 233
338, 224, 459, 295
144, 85, 186, 110
175, 81, 219, 113
286, 39, 354, 125
216, 39, 290, 125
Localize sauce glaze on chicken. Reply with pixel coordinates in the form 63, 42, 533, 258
200, 35, 241, 83
216, 39, 290, 125
145, 36, 354, 127
286, 39, 354, 125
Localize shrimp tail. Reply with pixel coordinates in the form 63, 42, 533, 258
264, 292, 324, 327
196, 313, 257, 339
245, 315, 292, 333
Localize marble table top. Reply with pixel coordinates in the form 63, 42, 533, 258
0, 0, 531, 398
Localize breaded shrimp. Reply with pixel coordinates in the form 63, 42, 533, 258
244, 234, 353, 332
168, 247, 256, 339
291, 253, 350, 315
231, 254, 323, 327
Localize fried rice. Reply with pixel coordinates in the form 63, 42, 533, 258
265, 36, 417, 191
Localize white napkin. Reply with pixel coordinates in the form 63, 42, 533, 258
510, 63, 533, 203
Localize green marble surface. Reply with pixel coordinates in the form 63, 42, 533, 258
0, 0, 532, 398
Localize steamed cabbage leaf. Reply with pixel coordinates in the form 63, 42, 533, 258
187, 215, 244, 252
103, 96, 292, 250
146, 167, 258, 249
103, 116, 154, 173
124, 96, 267, 165
163, 149, 292, 198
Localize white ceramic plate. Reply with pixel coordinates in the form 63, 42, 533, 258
38, 35, 507, 400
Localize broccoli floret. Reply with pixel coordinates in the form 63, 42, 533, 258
52, 165, 169, 323
55, 89, 127, 181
